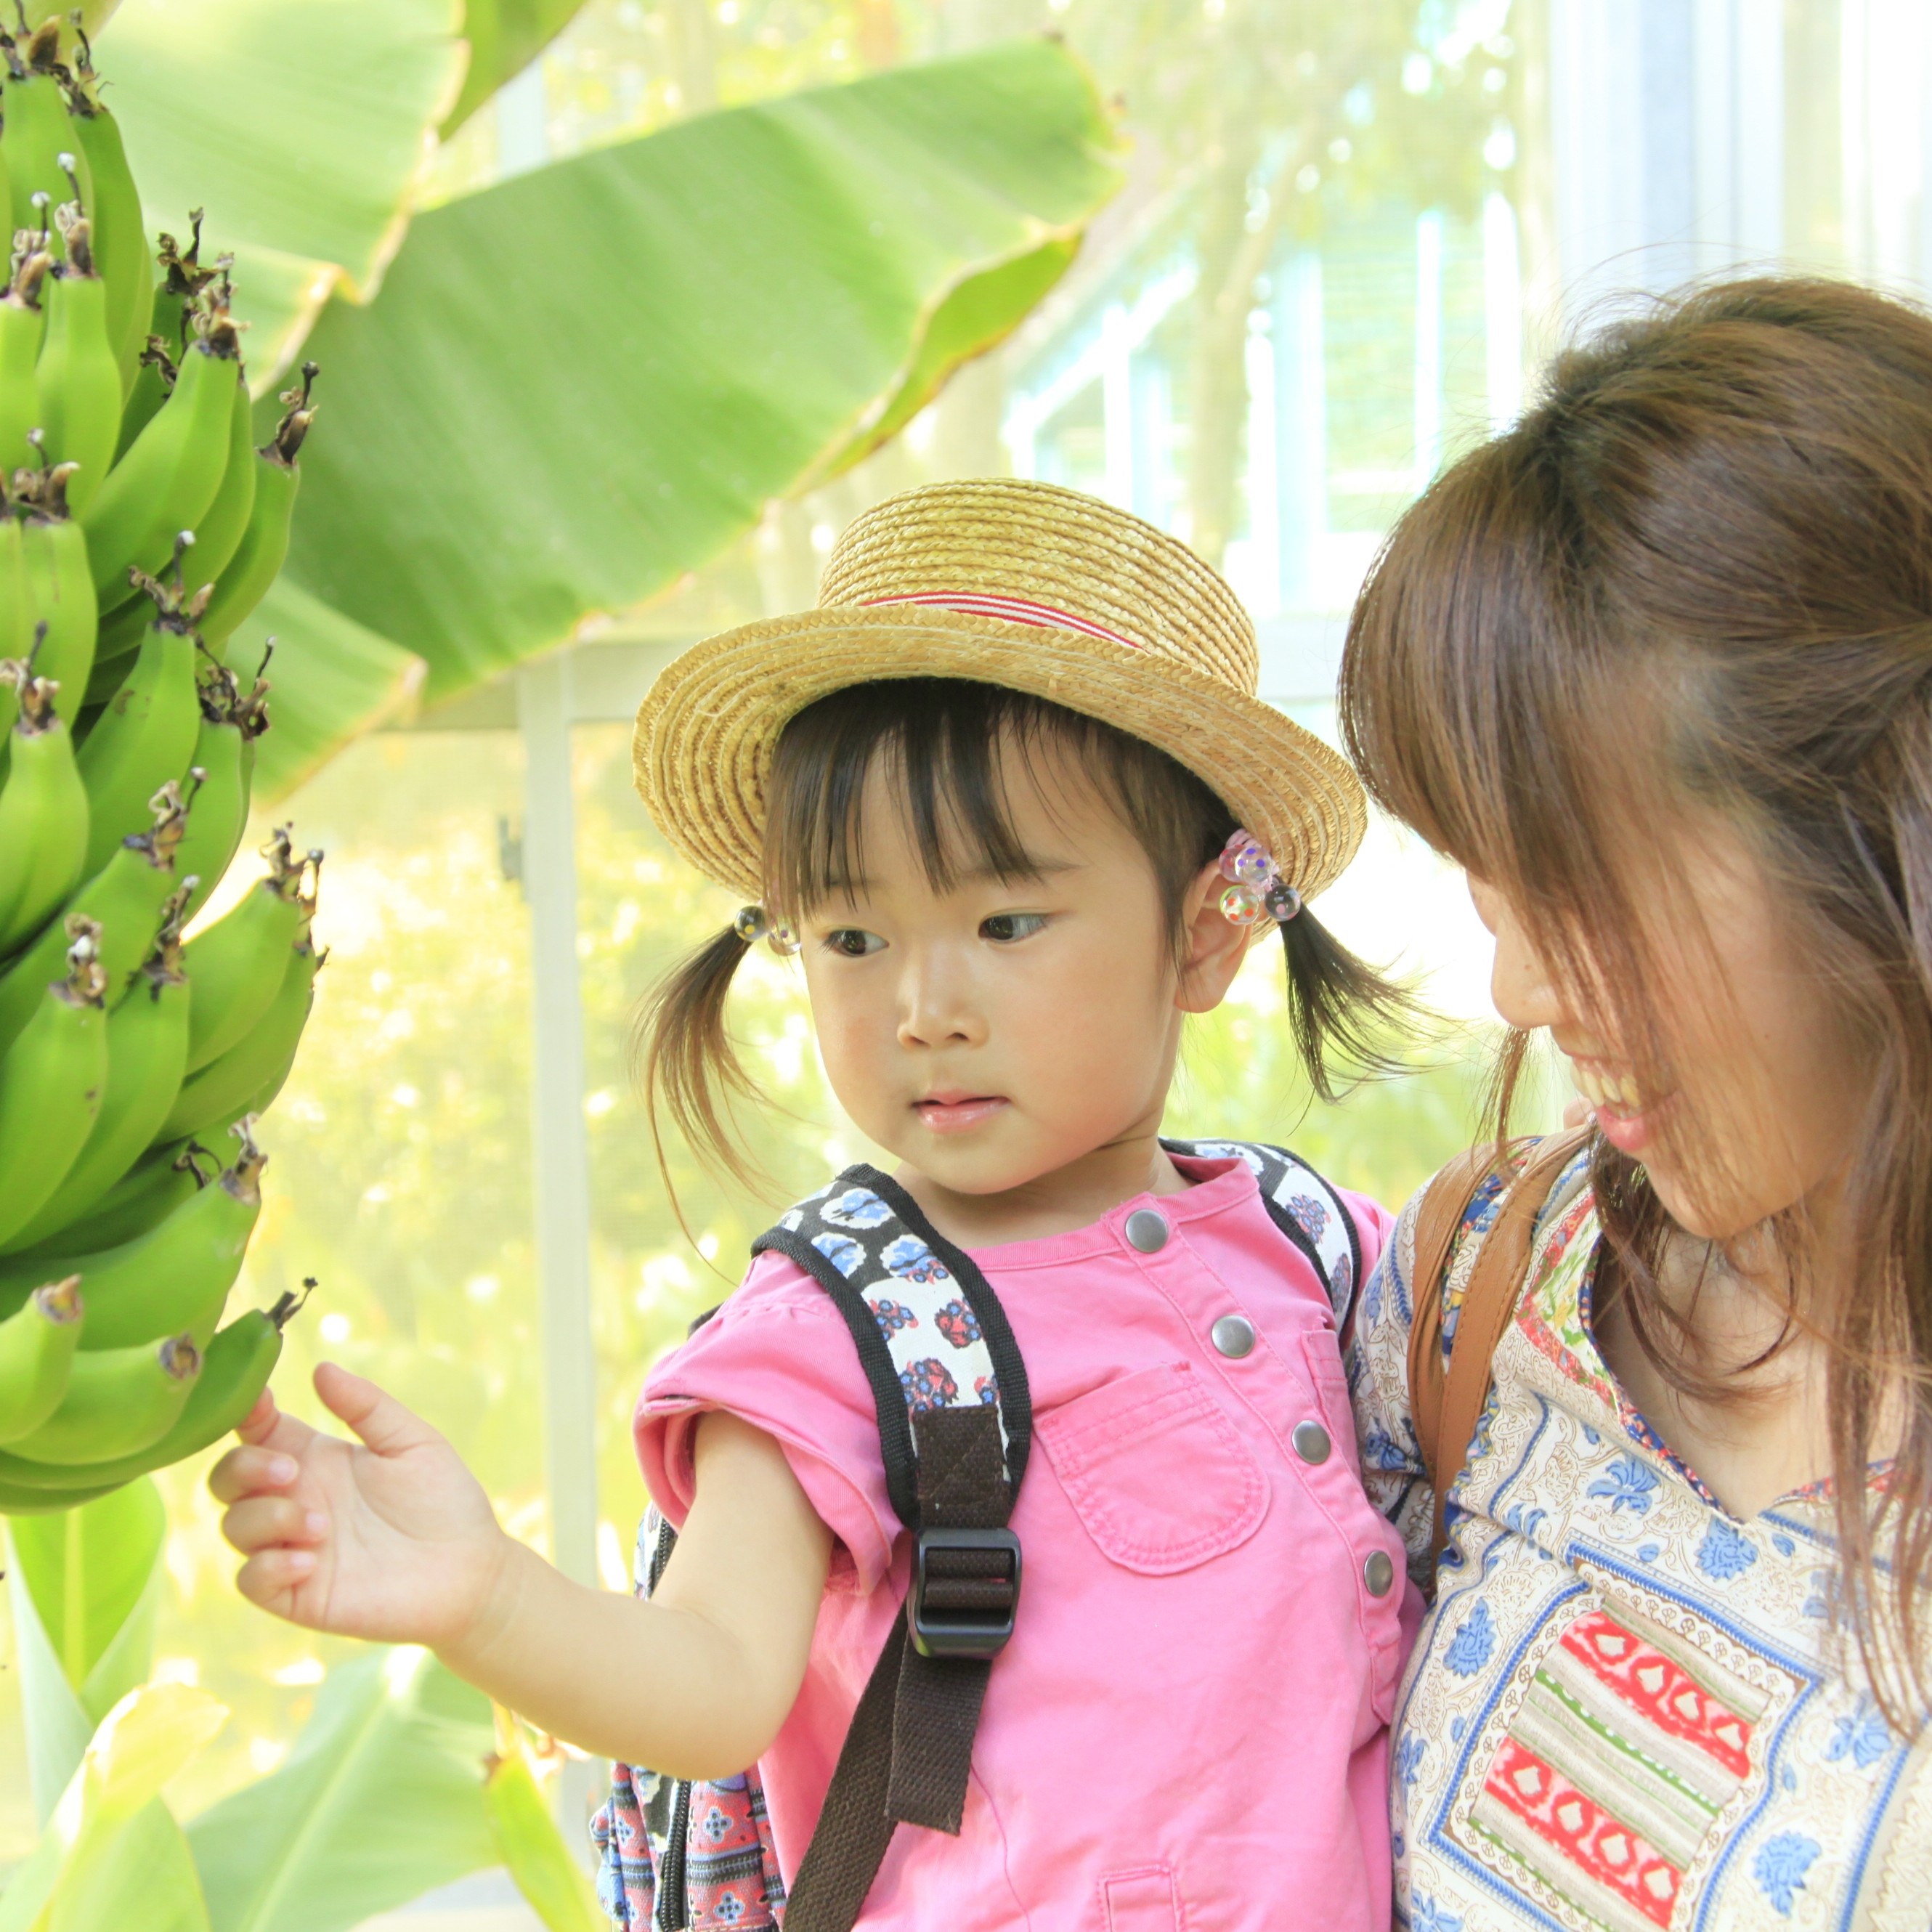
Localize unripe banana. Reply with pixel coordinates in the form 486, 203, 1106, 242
4, 1329, 198, 1465
0, 1284, 302, 1495
65, 86, 147, 394
168, 698, 257, 925
0, 933, 107, 1246
0, 1275, 81, 1444
23, 1124, 261, 1347
0, 800, 187, 1053
36, 205, 121, 513
159, 922, 319, 1145
183, 362, 254, 584
0, 252, 48, 490
73, 600, 197, 876
204, 364, 312, 653
80, 322, 236, 605
182, 827, 306, 1073
114, 322, 174, 463
20, 468, 97, 699
41, 1131, 197, 1254
0, 665, 86, 954
4, 913, 188, 1253
0, 513, 31, 689
1, 32, 92, 265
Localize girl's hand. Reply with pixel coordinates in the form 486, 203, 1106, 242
208, 1362, 510, 1652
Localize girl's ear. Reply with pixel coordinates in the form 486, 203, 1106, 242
1176, 857, 1252, 1014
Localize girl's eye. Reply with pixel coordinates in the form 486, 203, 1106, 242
823, 928, 885, 958
981, 912, 1048, 943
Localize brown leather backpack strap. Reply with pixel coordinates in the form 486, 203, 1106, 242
1405, 1143, 1508, 1494
1426, 1127, 1592, 1565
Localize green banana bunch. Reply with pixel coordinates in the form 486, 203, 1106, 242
0, 1283, 304, 1509
0, 928, 106, 1248
3, 903, 188, 1253
0, 659, 86, 952
0, 1274, 80, 1443
0, 1116, 264, 1338
0, 20, 326, 1509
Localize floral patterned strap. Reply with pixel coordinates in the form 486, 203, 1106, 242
1164, 1138, 1361, 1327
750, 1163, 1031, 1527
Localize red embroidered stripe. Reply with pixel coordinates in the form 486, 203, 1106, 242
1559, 1610, 1753, 1778
860, 590, 1143, 651
1484, 1737, 1683, 1928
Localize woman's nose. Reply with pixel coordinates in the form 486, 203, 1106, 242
1471, 875, 1567, 1031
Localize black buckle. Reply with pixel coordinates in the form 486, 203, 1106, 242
906, 1525, 1021, 1660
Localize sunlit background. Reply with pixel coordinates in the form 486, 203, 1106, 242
6, 2, 1931, 1921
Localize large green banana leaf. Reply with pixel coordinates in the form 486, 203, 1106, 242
102, 0, 468, 391
269, 39, 1119, 759
445, 0, 585, 135
0, 1681, 227, 1932
484, 1724, 604, 1932
6, 1480, 168, 1822
184, 1647, 500, 1932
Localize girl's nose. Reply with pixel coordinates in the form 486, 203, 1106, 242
896, 951, 985, 1049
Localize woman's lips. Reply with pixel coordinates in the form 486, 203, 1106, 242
914, 1095, 1009, 1134
1567, 1058, 1671, 1156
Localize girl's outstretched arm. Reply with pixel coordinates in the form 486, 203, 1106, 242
208, 1365, 832, 1779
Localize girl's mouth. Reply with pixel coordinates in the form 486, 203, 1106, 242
1568, 1059, 1671, 1156
914, 1094, 1009, 1134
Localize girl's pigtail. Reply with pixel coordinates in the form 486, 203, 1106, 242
1278, 907, 1426, 1101
633, 922, 761, 1207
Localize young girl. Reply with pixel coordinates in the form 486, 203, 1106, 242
1341, 280, 1932, 1928
211, 478, 1417, 1932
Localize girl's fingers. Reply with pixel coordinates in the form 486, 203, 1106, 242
206, 1442, 301, 1505
221, 1492, 328, 1556
233, 1389, 280, 1443
314, 1360, 439, 1457
234, 1546, 317, 1613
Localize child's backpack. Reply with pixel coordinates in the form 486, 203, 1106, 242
592, 1140, 1360, 1932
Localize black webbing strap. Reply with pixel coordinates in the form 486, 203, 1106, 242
781, 1350, 1018, 1932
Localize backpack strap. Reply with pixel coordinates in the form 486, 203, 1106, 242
749, 1166, 1031, 1932
1163, 1138, 1363, 1330
1407, 1129, 1593, 1567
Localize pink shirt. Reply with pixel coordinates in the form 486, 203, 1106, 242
636, 1153, 1418, 1932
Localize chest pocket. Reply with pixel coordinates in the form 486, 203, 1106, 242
1036, 1360, 1267, 1574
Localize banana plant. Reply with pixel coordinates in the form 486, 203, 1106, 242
78, 0, 1122, 791
0, 1638, 580, 1932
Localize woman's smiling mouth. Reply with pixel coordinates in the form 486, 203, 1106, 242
914, 1092, 1010, 1133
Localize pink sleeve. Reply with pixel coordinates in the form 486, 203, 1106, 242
633, 1249, 900, 1594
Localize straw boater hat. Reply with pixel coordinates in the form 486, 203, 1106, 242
633, 477, 1367, 904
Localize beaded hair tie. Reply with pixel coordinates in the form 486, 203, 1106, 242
1217, 829, 1304, 927
733, 904, 800, 954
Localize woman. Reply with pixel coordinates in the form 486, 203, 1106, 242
1341, 278, 1932, 1928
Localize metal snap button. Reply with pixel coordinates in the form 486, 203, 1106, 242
1209, 1313, 1256, 1358
1291, 1418, 1331, 1465
1363, 1549, 1395, 1598
1124, 1208, 1169, 1254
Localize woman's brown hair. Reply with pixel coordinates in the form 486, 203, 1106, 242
1340, 275, 1932, 1725
638, 675, 1410, 1189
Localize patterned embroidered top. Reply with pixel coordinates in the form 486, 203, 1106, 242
1350, 1143, 1932, 1932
